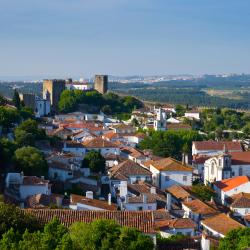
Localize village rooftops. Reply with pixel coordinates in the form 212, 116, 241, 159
227, 192, 250, 208
150, 157, 193, 172
22, 209, 155, 233
230, 151, 250, 165
193, 140, 242, 152
70, 194, 117, 211
201, 213, 244, 236
83, 137, 118, 148
166, 185, 193, 201
22, 176, 50, 186
214, 176, 250, 192
155, 218, 196, 230
110, 160, 152, 180
182, 199, 218, 216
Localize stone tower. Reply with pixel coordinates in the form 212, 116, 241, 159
94, 75, 108, 94
43, 79, 65, 111
153, 107, 167, 131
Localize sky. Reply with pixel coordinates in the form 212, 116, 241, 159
0, 0, 250, 79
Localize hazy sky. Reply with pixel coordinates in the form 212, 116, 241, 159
1, 0, 250, 79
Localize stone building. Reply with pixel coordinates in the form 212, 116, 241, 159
43, 79, 65, 111
94, 75, 108, 94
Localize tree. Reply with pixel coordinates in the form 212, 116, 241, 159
82, 150, 106, 173
0, 139, 17, 168
0, 203, 41, 237
0, 94, 7, 106
69, 219, 154, 250
219, 227, 250, 250
13, 89, 21, 109
191, 184, 215, 201
14, 146, 48, 176
0, 106, 20, 129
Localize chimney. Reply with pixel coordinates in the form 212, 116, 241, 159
108, 193, 112, 205
124, 195, 128, 204
86, 191, 93, 199
143, 194, 147, 204
55, 196, 62, 207
166, 193, 171, 211
150, 187, 156, 194
120, 181, 128, 197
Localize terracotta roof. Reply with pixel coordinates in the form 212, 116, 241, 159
83, 137, 118, 148
167, 124, 192, 130
113, 124, 135, 130
70, 194, 117, 210
128, 194, 157, 204
182, 199, 218, 215
192, 155, 211, 164
230, 151, 250, 165
166, 185, 193, 200
48, 161, 72, 171
201, 213, 244, 236
193, 140, 242, 151
110, 160, 152, 180
22, 176, 50, 186
27, 194, 63, 208
102, 131, 120, 140
214, 176, 250, 192
155, 218, 196, 230
64, 141, 85, 148
228, 193, 250, 208
150, 157, 193, 172
22, 209, 155, 233
153, 210, 172, 221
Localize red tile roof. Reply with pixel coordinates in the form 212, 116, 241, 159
22, 176, 49, 186
22, 209, 155, 233
166, 185, 193, 200
214, 176, 250, 192
155, 218, 196, 230
70, 194, 117, 211
230, 151, 250, 165
150, 157, 193, 172
83, 137, 118, 148
201, 213, 244, 236
193, 140, 242, 151
167, 124, 192, 130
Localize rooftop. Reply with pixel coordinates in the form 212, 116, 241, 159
193, 140, 242, 151
83, 137, 118, 148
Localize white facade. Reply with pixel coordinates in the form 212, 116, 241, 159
19, 184, 51, 200
85, 147, 120, 156
150, 166, 192, 190
122, 201, 157, 211
159, 228, 195, 238
153, 107, 167, 131
35, 96, 50, 118
66, 83, 92, 91
184, 112, 200, 120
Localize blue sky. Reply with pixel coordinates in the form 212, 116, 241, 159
0, 0, 250, 79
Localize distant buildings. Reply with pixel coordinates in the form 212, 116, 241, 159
94, 75, 108, 94
43, 79, 65, 111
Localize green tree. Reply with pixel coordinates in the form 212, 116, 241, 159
14, 146, 48, 176
13, 89, 21, 109
191, 184, 215, 201
0, 139, 17, 168
82, 150, 106, 173
219, 227, 250, 250
0, 106, 20, 129
0, 95, 7, 106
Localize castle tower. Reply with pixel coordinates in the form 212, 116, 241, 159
43, 79, 65, 111
153, 107, 167, 131
94, 75, 108, 94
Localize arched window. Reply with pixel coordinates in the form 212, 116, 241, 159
211, 163, 214, 175
239, 167, 243, 176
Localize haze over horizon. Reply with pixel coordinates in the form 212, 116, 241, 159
1, 0, 250, 79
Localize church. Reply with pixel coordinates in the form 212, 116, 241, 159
204, 148, 250, 185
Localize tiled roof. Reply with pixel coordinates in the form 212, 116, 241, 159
27, 193, 63, 208
153, 210, 172, 221
182, 199, 218, 215
150, 157, 193, 172
70, 194, 117, 211
167, 124, 192, 130
155, 218, 196, 230
64, 141, 85, 148
22, 209, 155, 233
230, 151, 250, 165
110, 160, 152, 180
166, 185, 193, 200
128, 194, 156, 204
83, 137, 118, 148
192, 155, 211, 164
48, 161, 72, 171
193, 140, 242, 151
229, 193, 250, 208
214, 176, 250, 192
23, 176, 50, 186
201, 213, 244, 236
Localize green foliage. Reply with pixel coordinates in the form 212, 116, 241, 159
69, 219, 154, 250
0, 203, 42, 237
14, 119, 46, 147
14, 146, 48, 176
12, 90, 21, 109
219, 227, 250, 250
0, 95, 7, 106
157, 233, 187, 244
139, 130, 203, 160
58, 90, 143, 115
0, 106, 20, 128
82, 150, 106, 173
0, 139, 17, 168
191, 184, 215, 201
175, 104, 186, 117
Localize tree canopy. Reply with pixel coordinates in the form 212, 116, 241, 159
12, 90, 21, 109
14, 146, 48, 176
82, 150, 106, 173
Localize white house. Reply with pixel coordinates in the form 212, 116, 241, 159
184, 110, 200, 120
69, 192, 117, 211
153, 107, 167, 131
213, 176, 250, 205
167, 117, 181, 124
63, 141, 86, 156
201, 213, 244, 250
204, 151, 250, 184
228, 192, 250, 218
149, 158, 193, 190
5, 173, 51, 200
192, 140, 242, 157
35, 95, 51, 118
66, 82, 92, 91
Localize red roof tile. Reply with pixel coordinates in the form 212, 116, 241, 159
193, 140, 242, 151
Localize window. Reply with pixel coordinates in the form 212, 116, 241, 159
136, 176, 141, 182
219, 159, 221, 166
165, 176, 170, 181
138, 206, 143, 211
183, 175, 187, 182
211, 163, 214, 175
148, 206, 152, 210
